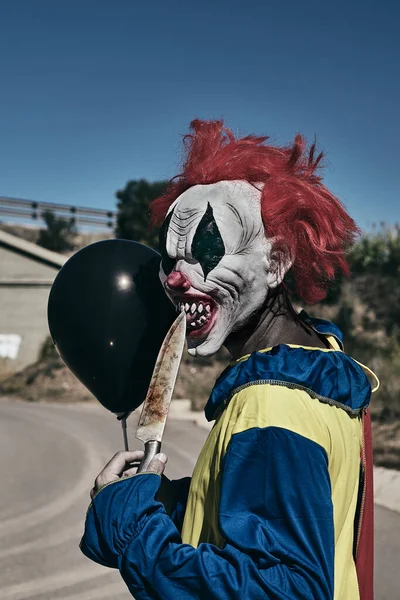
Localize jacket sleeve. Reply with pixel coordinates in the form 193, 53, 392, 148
80, 424, 334, 599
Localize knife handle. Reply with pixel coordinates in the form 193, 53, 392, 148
137, 440, 162, 473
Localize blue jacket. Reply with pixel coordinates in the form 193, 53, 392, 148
80, 316, 378, 599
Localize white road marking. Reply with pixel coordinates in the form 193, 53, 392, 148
0, 401, 208, 599
60, 580, 128, 600
1, 563, 114, 600
0, 524, 82, 559
0, 408, 104, 539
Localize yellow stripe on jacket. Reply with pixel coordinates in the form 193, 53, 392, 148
181, 383, 362, 600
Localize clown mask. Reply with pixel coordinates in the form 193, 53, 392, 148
159, 180, 290, 357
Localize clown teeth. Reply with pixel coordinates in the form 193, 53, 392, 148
180, 301, 211, 315
177, 300, 214, 329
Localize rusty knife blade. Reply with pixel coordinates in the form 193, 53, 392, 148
135, 309, 186, 444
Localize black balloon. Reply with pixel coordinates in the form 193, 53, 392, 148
48, 240, 176, 414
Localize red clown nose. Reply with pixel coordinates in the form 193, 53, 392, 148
165, 271, 191, 292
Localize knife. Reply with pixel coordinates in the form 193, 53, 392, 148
136, 308, 186, 473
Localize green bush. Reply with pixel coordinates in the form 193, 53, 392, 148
350, 225, 400, 277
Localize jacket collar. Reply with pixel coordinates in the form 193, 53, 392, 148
205, 318, 372, 421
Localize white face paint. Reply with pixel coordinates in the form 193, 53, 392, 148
159, 180, 286, 357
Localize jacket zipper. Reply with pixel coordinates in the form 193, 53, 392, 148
356, 411, 367, 557
212, 379, 362, 421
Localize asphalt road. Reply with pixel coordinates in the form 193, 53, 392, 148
0, 400, 398, 600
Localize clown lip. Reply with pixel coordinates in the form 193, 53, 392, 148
172, 293, 217, 339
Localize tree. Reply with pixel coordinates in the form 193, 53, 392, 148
37, 209, 76, 253
115, 179, 168, 249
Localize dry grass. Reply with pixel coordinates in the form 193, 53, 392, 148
0, 357, 94, 403
372, 420, 400, 469
0, 345, 229, 410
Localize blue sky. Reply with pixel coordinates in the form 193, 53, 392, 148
0, 0, 399, 230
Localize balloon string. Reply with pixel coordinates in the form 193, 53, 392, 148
121, 418, 129, 451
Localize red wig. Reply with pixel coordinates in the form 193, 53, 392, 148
150, 119, 360, 304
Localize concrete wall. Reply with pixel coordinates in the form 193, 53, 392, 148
0, 245, 59, 370
0, 244, 57, 279
0, 286, 53, 368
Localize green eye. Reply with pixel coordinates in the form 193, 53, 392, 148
159, 211, 176, 275
191, 203, 225, 280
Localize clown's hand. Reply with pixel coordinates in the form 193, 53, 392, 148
90, 450, 168, 499
81, 450, 168, 569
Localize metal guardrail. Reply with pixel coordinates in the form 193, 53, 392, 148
0, 197, 117, 229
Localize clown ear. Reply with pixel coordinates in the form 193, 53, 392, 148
265, 239, 294, 289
